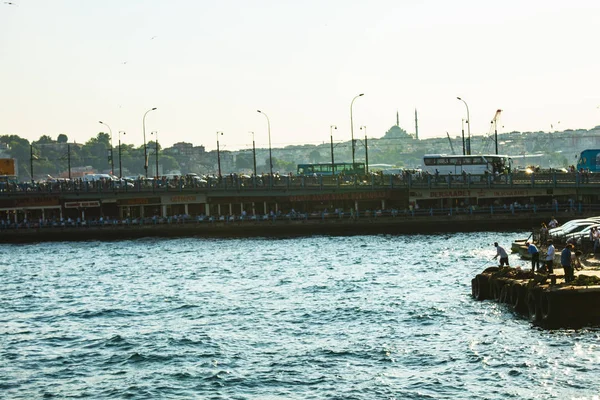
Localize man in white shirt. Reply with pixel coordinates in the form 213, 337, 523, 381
493, 242, 509, 267
545, 239, 555, 273
548, 216, 558, 229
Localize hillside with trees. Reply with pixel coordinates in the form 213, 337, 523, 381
1, 124, 599, 180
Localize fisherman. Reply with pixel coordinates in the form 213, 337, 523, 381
493, 242, 510, 267
544, 239, 556, 274
561, 244, 574, 283
527, 241, 540, 272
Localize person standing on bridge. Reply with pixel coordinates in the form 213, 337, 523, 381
493, 242, 509, 267
527, 241, 540, 272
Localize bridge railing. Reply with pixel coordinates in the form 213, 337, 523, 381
1, 171, 599, 195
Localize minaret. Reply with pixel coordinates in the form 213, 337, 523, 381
414, 108, 419, 140
396, 110, 399, 126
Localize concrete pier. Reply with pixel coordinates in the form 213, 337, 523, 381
472, 264, 600, 329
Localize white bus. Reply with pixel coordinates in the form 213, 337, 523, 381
422, 154, 510, 176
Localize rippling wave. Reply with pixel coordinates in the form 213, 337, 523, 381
2, 231, 600, 399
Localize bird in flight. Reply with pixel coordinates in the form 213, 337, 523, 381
4, 1, 17, 5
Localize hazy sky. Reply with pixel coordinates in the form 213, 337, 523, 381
1, 0, 599, 152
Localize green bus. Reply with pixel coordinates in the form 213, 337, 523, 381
0, 175, 18, 191
297, 162, 366, 176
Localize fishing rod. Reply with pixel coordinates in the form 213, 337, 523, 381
471, 257, 497, 274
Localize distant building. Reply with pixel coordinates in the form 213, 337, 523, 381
171, 142, 206, 156
384, 111, 414, 140
60, 166, 94, 179
0, 142, 10, 158
193, 145, 206, 155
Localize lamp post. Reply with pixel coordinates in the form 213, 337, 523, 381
360, 125, 369, 174
67, 144, 71, 180
250, 131, 257, 177
461, 119, 466, 156
492, 117, 499, 155
257, 110, 272, 176
457, 97, 470, 155
99, 120, 114, 174
216, 131, 223, 177
118, 131, 126, 179
350, 93, 364, 166
151, 131, 159, 178
330, 125, 337, 174
30, 144, 34, 182
142, 107, 157, 178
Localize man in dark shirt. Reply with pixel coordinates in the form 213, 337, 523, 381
561, 244, 574, 283
527, 242, 540, 272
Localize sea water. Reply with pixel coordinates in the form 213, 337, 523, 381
2, 231, 600, 399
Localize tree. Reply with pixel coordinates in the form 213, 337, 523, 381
57, 134, 68, 143
80, 132, 112, 172
158, 155, 180, 173
236, 152, 253, 170
1, 135, 30, 177
309, 150, 322, 163
147, 141, 161, 152
271, 157, 295, 173
35, 135, 55, 144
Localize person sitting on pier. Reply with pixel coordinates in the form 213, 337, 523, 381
548, 216, 559, 229
527, 241, 540, 272
493, 242, 509, 267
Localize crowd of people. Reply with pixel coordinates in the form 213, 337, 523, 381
1, 166, 599, 194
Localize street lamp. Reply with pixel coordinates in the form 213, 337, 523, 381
457, 97, 470, 155
142, 107, 157, 178
461, 119, 466, 156
98, 120, 114, 174
216, 131, 223, 177
360, 125, 369, 173
29, 144, 37, 182
118, 131, 126, 179
250, 131, 257, 177
67, 144, 71, 180
350, 93, 364, 166
257, 110, 272, 176
151, 131, 159, 178
330, 125, 337, 174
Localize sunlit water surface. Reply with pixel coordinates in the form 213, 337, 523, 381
2, 232, 600, 399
